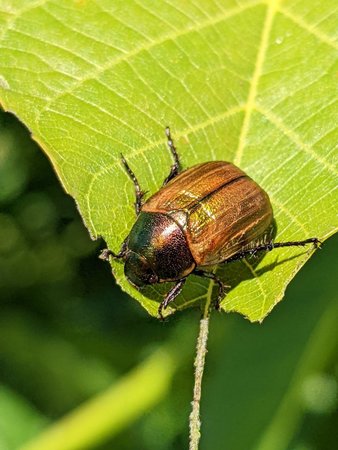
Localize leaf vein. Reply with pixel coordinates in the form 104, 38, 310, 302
234, 0, 280, 166
241, 259, 268, 318
256, 106, 337, 176
280, 7, 338, 51
35, 0, 261, 125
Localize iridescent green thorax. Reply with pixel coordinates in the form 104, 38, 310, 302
125, 211, 195, 285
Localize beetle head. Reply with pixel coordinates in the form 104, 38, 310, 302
124, 251, 159, 288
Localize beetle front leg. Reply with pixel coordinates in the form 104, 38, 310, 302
193, 269, 229, 310
100, 240, 128, 261
163, 126, 181, 185
158, 278, 186, 320
120, 154, 145, 215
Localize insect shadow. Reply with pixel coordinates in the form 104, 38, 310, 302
171, 220, 280, 313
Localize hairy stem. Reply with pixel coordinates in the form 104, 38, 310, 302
189, 315, 210, 449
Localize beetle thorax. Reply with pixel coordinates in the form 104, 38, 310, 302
125, 211, 196, 285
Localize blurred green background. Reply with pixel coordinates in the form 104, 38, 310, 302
0, 109, 337, 450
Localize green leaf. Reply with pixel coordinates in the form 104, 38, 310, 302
0, 0, 336, 321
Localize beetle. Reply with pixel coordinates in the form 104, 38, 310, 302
101, 127, 320, 319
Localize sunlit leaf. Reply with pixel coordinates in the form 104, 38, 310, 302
0, 0, 336, 321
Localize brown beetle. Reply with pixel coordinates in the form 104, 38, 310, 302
101, 128, 320, 318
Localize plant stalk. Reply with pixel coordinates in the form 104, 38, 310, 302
189, 315, 210, 450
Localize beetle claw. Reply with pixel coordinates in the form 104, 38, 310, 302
214, 299, 221, 311
214, 284, 229, 311
312, 238, 322, 249
99, 249, 112, 261
158, 303, 166, 321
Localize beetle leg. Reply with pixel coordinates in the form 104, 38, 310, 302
263, 237, 321, 250
163, 126, 181, 185
193, 269, 229, 310
100, 240, 128, 261
120, 154, 145, 215
158, 278, 186, 320
224, 237, 322, 264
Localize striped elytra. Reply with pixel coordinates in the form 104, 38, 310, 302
142, 161, 273, 266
